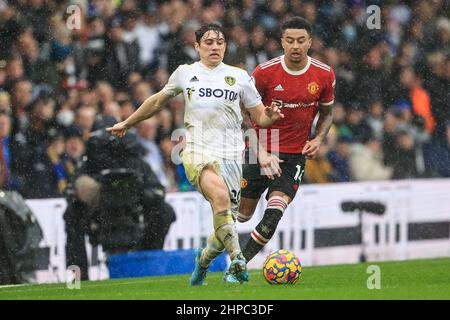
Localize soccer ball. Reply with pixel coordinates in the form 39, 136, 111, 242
262, 249, 302, 285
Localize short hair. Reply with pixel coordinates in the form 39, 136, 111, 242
281, 17, 312, 36
195, 24, 226, 43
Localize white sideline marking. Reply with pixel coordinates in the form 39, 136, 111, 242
0, 284, 29, 289
0, 277, 182, 294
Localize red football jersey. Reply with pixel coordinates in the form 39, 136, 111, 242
252, 55, 335, 153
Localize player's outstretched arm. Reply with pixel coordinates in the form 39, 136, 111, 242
106, 91, 172, 137
247, 103, 284, 128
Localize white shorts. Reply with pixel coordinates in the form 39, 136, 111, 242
180, 150, 242, 213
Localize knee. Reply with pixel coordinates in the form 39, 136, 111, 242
210, 188, 230, 208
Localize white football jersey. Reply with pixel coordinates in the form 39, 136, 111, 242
163, 61, 262, 160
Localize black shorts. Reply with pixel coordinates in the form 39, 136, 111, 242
241, 151, 306, 200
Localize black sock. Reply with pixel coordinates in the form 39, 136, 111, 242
242, 208, 283, 262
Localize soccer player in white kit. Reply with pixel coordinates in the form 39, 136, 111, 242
107, 24, 283, 285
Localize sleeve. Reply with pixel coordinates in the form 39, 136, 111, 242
162, 66, 183, 97
251, 66, 267, 100
240, 71, 262, 109
319, 68, 336, 106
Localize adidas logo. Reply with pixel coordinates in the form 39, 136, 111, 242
190, 76, 199, 82
274, 84, 284, 91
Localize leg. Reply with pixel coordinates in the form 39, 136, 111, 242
190, 231, 225, 286
199, 166, 242, 260
182, 151, 231, 285
190, 166, 245, 285
237, 197, 259, 223
242, 191, 291, 262
237, 161, 268, 223
241, 153, 306, 262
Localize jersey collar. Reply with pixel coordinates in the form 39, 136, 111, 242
280, 55, 311, 75
197, 61, 224, 71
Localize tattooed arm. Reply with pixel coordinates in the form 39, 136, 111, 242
302, 103, 334, 159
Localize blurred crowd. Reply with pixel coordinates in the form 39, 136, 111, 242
0, 0, 449, 198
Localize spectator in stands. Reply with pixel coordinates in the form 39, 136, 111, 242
24, 95, 56, 150
62, 124, 85, 182
367, 101, 385, 140
434, 17, 450, 55
0, 64, 6, 91
24, 128, 67, 198
96, 81, 115, 112
392, 100, 430, 153
84, 17, 108, 86
4, 56, 25, 91
246, 25, 270, 72
14, 28, 41, 84
158, 134, 178, 192
0, 111, 28, 191
331, 103, 351, 138
349, 137, 393, 181
118, 99, 135, 121
156, 108, 174, 143
166, 21, 199, 75
136, 117, 169, 189
391, 129, 420, 179
148, 68, 170, 92
104, 17, 140, 89
134, 6, 161, 75
47, 13, 76, 91
21, 0, 52, 44
75, 105, 96, 141
259, 0, 287, 34
0, 1, 22, 60
327, 136, 352, 183
158, 133, 193, 192
0, 90, 10, 113
55, 90, 78, 129
304, 144, 335, 184
132, 81, 153, 109
9, 79, 33, 134
168, 95, 185, 130
355, 45, 389, 109
344, 105, 373, 143
382, 110, 400, 169
424, 121, 450, 177
424, 52, 450, 141
224, 25, 250, 70
334, 49, 357, 107
398, 66, 436, 134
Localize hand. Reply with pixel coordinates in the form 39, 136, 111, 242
106, 121, 130, 138
258, 150, 284, 180
302, 138, 322, 160
264, 103, 284, 122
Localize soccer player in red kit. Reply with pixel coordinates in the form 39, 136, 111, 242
224, 17, 335, 281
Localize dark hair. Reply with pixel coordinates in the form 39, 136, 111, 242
281, 17, 312, 36
195, 24, 226, 43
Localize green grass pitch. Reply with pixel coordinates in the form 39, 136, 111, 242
1, 258, 449, 300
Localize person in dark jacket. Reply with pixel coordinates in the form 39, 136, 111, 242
64, 117, 175, 280
424, 121, 450, 177
24, 127, 67, 198
104, 18, 140, 89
